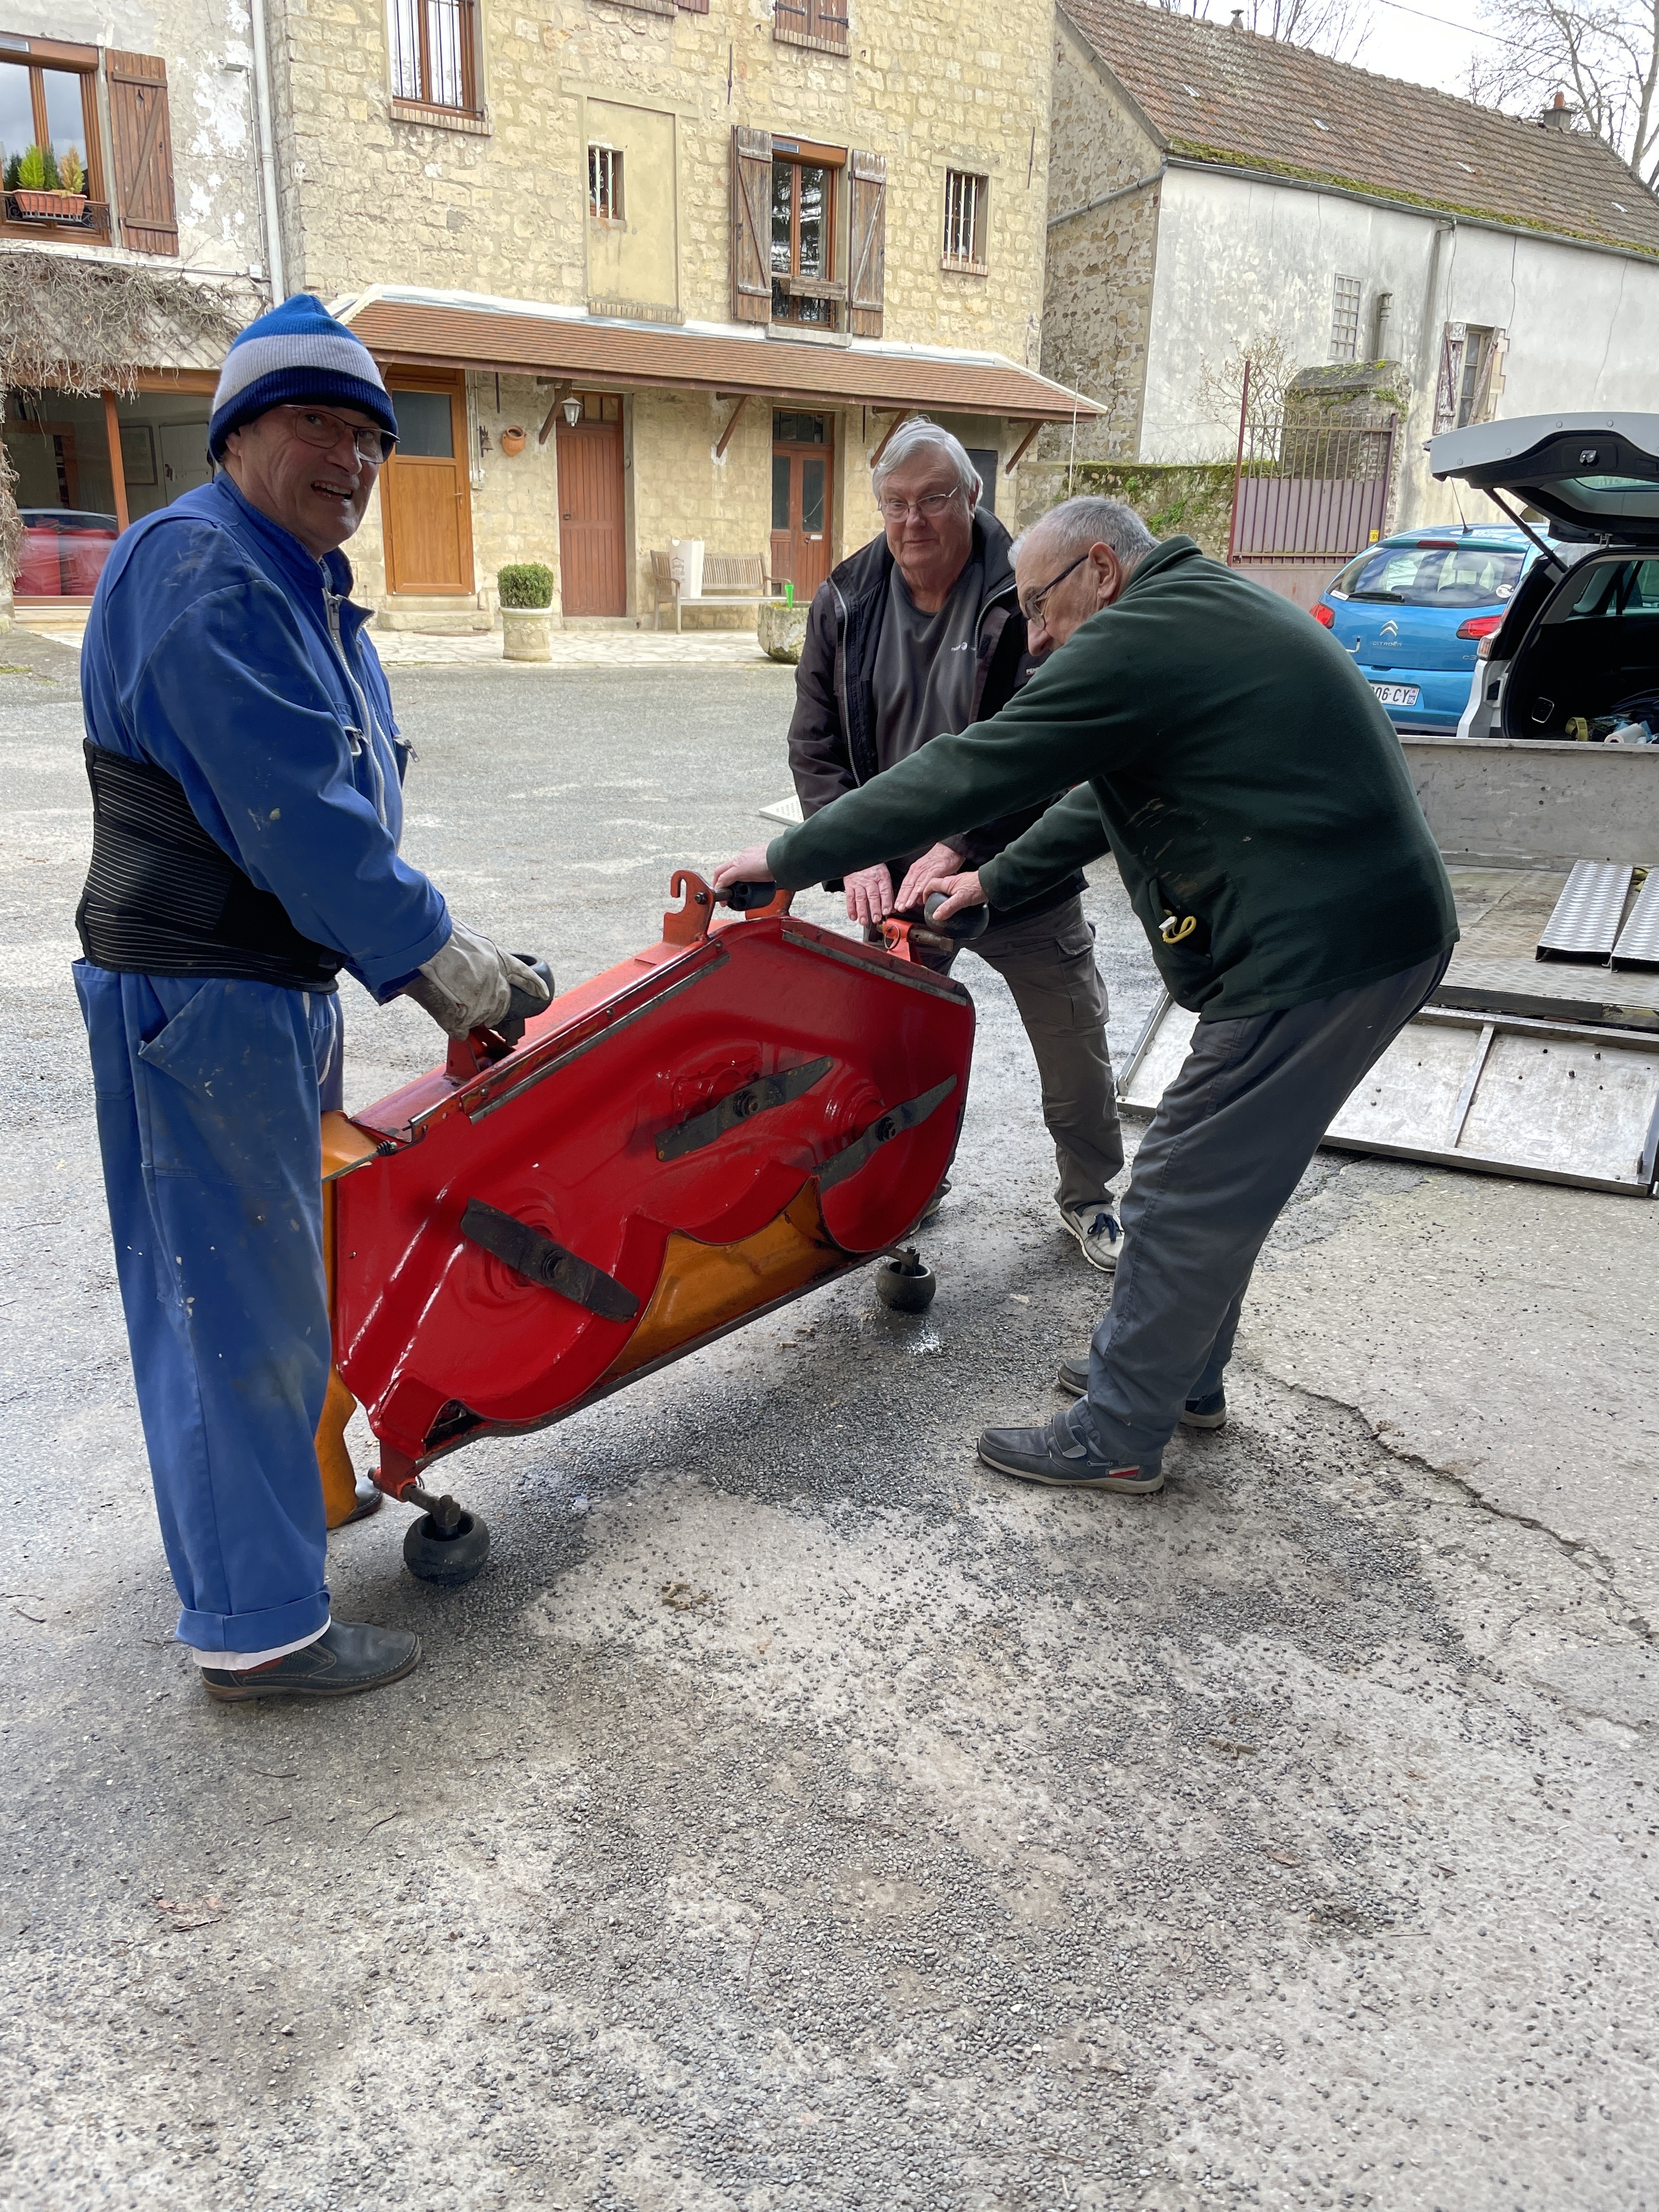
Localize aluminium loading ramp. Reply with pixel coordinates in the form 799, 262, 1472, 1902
1115, 864, 1659, 1197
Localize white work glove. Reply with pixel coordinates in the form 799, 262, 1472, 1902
403, 919, 550, 1040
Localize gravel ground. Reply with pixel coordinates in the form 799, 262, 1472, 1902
1, 650, 1654, 2211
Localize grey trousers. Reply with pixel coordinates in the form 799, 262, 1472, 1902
964, 894, 1125, 1212
1075, 950, 1451, 1473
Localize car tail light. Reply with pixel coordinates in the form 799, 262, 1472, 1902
1312, 602, 1335, 628
1456, 614, 1505, 641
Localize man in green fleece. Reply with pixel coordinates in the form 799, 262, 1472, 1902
715, 495, 1457, 1496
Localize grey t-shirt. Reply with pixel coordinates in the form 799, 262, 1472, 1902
871, 556, 983, 768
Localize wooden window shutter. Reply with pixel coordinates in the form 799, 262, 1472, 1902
106, 51, 179, 255
1433, 320, 1466, 438
847, 150, 887, 338
731, 126, 773, 325
675, 0, 710, 14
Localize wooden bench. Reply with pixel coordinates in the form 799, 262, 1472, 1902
651, 549, 788, 633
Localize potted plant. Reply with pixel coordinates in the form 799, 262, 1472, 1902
498, 561, 556, 662
9, 143, 87, 219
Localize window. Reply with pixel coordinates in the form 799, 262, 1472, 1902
0, 41, 105, 238
772, 0, 848, 55
1564, 558, 1659, 620
562, 392, 622, 425
770, 143, 842, 327
941, 170, 987, 270
1330, 542, 1526, 610
388, 0, 478, 114
1457, 325, 1495, 428
589, 144, 623, 224
1329, 273, 1362, 362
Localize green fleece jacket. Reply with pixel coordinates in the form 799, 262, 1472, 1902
765, 535, 1457, 1020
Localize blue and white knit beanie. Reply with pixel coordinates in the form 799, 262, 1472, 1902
208, 294, 399, 459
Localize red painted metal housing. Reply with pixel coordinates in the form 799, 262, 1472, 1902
328, 874, 975, 1492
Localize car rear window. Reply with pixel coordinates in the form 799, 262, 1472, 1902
1331, 543, 1526, 608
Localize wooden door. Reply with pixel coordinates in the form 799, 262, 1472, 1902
381, 374, 473, 595
557, 404, 627, 616
770, 411, 834, 601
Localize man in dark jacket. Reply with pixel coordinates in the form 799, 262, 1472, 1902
786, 419, 1125, 1268
719, 496, 1457, 1499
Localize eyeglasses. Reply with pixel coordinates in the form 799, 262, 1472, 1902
878, 488, 962, 522
280, 405, 395, 465
1019, 549, 1090, 625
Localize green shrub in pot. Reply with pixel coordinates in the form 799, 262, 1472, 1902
498, 562, 555, 610
16, 144, 63, 190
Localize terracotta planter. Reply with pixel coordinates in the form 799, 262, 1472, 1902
14, 189, 87, 218
499, 426, 526, 457
501, 605, 552, 662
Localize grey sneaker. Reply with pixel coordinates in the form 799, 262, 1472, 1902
1058, 1202, 1124, 1273
200, 1621, 421, 1703
1056, 1353, 1227, 1429
977, 1404, 1163, 1494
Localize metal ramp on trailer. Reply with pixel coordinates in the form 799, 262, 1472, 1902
1115, 864, 1659, 1197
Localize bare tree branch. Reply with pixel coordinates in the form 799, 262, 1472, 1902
1473, 0, 1659, 183
1156, 0, 1373, 63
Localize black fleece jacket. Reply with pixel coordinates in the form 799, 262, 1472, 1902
784, 509, 1084, 922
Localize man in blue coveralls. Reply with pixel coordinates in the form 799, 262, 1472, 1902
75, 295, 549, 1703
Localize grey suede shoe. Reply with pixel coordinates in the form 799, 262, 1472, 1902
201, 1621, 421, 1703
977, 1405, 1164, 1494
1055, 1353, 1227, 1429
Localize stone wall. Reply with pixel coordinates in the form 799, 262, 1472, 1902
1015, 459, 1235, 558
1035, 13, 1161, 467
272, 0, 1053, 363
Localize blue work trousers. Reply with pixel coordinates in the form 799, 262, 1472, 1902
75, 962, 343, 1655
1077, 951, 1451, 1474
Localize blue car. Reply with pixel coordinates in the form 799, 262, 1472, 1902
1314, 526, 1539, 732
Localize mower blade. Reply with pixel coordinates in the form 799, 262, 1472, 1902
459, 1199, 640, 1322
656, 1055, 834, 1163
815, 1076, 958, 1192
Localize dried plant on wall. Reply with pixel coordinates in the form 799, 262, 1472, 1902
0, 251, 256, 588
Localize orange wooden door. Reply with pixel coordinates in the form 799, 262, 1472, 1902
770, 411, 834, 600
381, 376, 473, 595
556, 415, 627, 616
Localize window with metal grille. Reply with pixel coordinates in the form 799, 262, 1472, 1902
1329, 273, 1362, 362
942, 169, 987, 269
388, 0, 478, 113
589, 144, 623, 223
0, 44, 111, 242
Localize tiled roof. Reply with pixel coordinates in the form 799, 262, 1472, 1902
1062, 0, 1659, 256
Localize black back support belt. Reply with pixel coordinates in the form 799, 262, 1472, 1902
76, 741, 344, 992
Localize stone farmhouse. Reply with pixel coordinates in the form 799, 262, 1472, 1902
3, 0, 1096, 629
271, 0, 1095, 629
1039, 0, 1659, 532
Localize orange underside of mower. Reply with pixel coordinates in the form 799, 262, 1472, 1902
321, 874, 975, 1501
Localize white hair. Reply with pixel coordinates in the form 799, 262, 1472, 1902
871, 417, 981, 505
1015, 495, 1156, 576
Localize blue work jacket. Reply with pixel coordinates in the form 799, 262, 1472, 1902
80, 473, 449, 1000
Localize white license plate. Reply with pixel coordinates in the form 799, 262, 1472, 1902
1372, 682, 1421, 708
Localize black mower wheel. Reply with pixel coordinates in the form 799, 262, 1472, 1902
876, 1251, 936, 1314
403, 1508, 490, 1588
